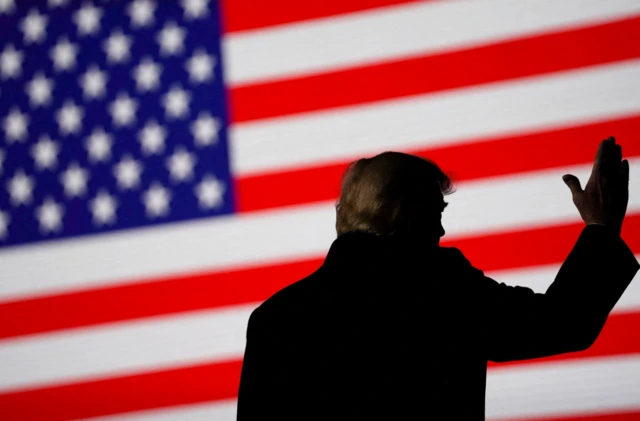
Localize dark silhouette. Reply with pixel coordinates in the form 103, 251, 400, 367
236, 138, 638, 420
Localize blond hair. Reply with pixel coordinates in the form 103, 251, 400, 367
335, 151, 456, 237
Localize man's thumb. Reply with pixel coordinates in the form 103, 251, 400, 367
562, 174, 582, 195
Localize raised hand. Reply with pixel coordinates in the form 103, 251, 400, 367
562, 137, 629, 237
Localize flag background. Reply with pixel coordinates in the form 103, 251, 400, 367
1, 0, 640, 419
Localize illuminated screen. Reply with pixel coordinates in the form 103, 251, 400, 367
0, 0, 638, 419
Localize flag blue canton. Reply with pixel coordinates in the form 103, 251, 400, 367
0, 0, 233, 248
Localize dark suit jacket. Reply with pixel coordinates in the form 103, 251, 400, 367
236, 224, 639, 420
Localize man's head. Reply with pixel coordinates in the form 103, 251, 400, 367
335, 151, 456, 246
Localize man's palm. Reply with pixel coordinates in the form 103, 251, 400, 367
562, 137, 629, 236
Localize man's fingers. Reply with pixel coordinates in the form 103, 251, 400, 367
563, 174, 583, 196
594, 136, 615, 175
610, 144, 622, 175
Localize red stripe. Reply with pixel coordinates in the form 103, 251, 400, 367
221, 0, 420, 33
488, 312, 640, 368
452, 214, 640, 273
235, 115, 640, 213
498, 410, 640, 421
1, 215, 637, 339
0, 258, 323, 340
0, 322, 637, 420
0, 360, 242, 421
229, 16, 640, 122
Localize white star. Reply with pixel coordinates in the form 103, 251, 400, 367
195, 175, 225, 210
60, 162, 89, 197
163, 85, 190, 119
186, 49, 215, 84
21, 9, 47, 43
56, 100, 83, 135
0, 0, 15, 14
166, 147, 196, 182
139, 120, 166, 155
128, 0, 155, 27
80, 65, 107, 99
3, 108, 28, 143
48, 0, 69, 7
191, 112, 220, 146
104, 30, 131, 64
181, 0, 209, 19
36, 197, 64, 233
113, 155, 142, 189
109, 93, 138, 127
6, 170, 34, 206
26, 72, 53, 107
0, 210, 9, 239
133, 57, 161, 92
143, 182, 171, 218
50, 37, 78, 71
0, 44, 23, 79
31, 135, 59, 170
74, 3, 102, 35
90, 190, 117, 225
157, 22, 185, 56
85, 127, 112, 162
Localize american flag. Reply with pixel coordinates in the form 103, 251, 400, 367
0, 0, 639, 419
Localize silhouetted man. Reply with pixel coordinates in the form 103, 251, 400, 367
236, 137, 638, 420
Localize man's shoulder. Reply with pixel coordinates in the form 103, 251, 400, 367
437, 245, 470, 265
251, 267, 325, 322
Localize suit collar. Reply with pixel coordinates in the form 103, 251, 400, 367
322, 230, 439, 271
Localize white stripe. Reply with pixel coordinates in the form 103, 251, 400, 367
230, 59, 640, 176
492, 257, 640, 315
86, 400, 238, 421
0, 304, 255, 393
223, 0, 640, 85
1, 158, 639, 302
441, 157, 640, 238
486, 355, 640, 420
0, 263, 638, 393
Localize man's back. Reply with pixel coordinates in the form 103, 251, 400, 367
239, 231, 474, 418
237, 225, 639, 419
